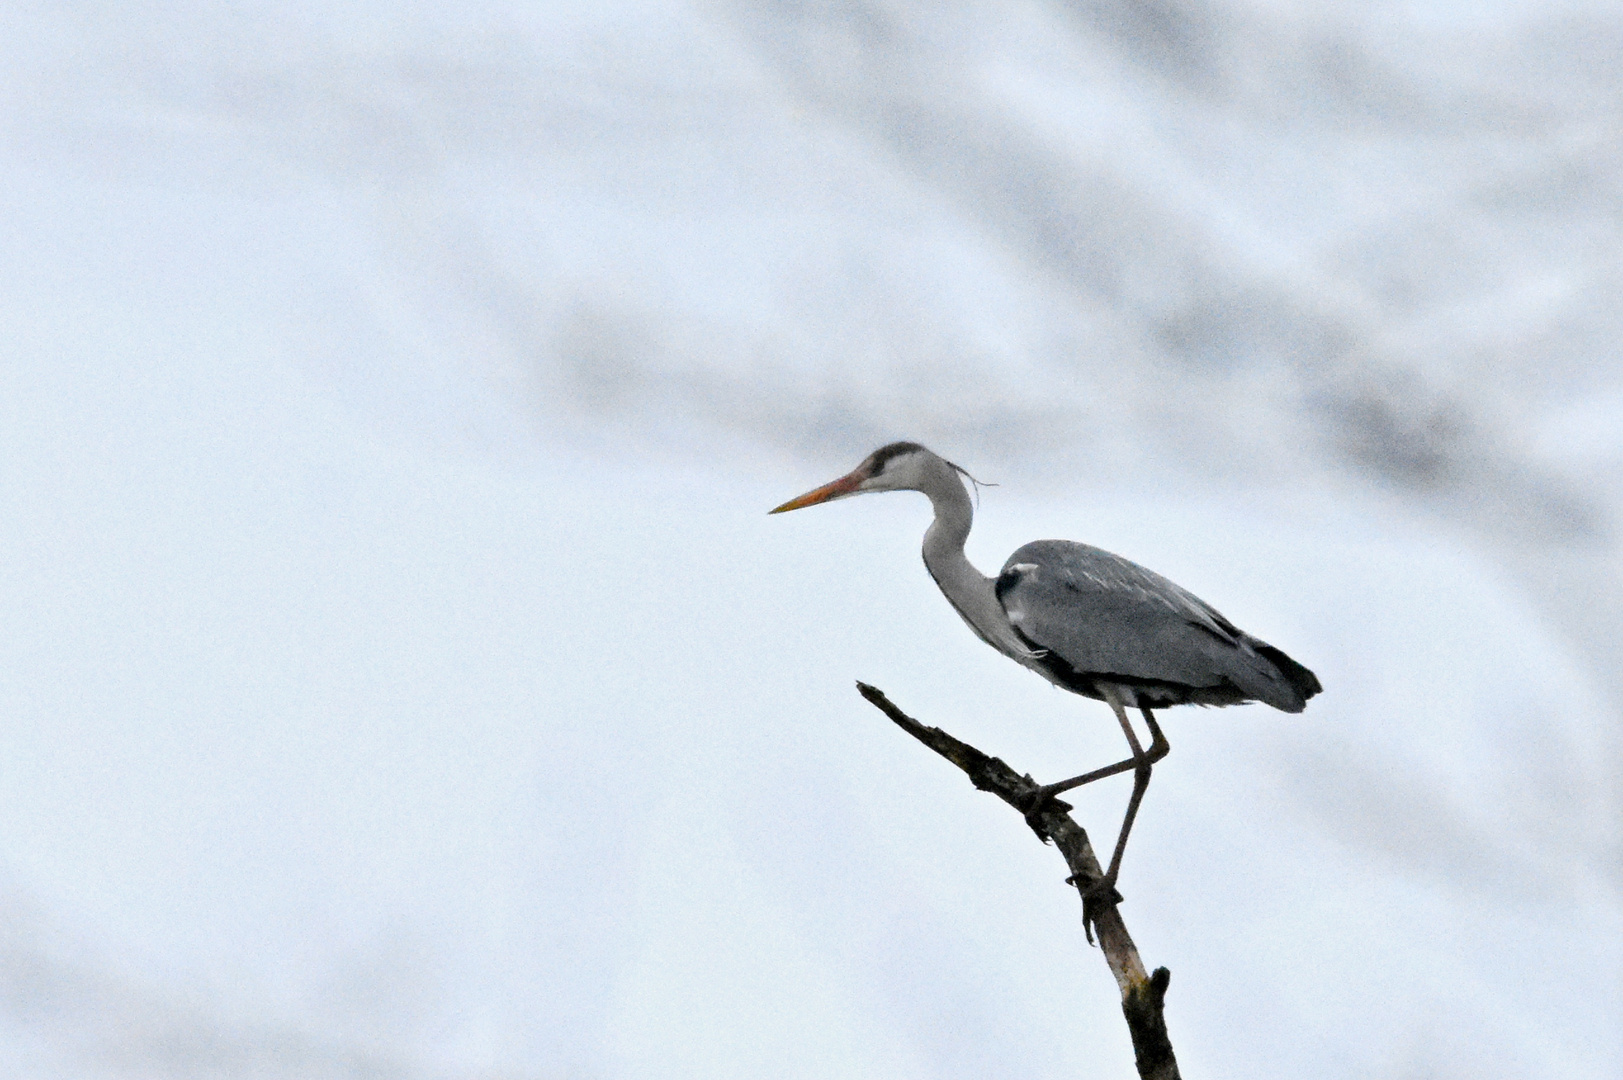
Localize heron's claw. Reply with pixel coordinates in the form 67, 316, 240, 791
1067, 872, 1123, 945
1019, 782, 1071, 842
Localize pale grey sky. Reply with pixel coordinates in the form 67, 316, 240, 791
1, 1, 1619, 1077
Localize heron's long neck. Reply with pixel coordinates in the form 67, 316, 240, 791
921, 472, 979, 585
918, 467, 1023, 656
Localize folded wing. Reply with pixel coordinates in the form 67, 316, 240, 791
995, 540, 1321, 712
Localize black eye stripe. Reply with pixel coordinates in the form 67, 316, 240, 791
868, 441, 926, 475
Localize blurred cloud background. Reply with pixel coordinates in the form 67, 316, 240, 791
2, 0, 1620, 1076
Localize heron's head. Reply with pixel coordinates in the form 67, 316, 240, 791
769, 442, 947, 513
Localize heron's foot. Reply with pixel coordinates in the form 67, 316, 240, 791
1067, 872, 1123, 945
1019, 780, 1072, 840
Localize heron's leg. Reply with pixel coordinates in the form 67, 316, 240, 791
1140, 705, 1169, 763
1031, 702, 1171, 802
1031, 754, 1140, 798
1067, 701, 1173, 912
1098, 701, 1156, 889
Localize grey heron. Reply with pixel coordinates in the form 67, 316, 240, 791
770, 442, 1321, 902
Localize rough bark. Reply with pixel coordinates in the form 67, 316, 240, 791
856, 682, 1180, 1080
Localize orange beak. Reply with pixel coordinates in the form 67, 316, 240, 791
769, 470, 864, 514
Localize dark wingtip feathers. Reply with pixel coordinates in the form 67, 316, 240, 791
1255, 643, 1322, 713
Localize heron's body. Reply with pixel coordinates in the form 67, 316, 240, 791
886, 441, 1318, 713
771, 441, 1321, 900
996, 540, 1319, 712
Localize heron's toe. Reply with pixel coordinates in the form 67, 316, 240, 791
1020, 785, 1072, 842
1068, 872, 1123, 944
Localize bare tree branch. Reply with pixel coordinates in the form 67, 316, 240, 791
856, 682, 1179, 1080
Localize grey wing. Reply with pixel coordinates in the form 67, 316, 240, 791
995, 540, 1319, 712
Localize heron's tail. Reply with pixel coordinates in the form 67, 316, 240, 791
1253, 643, 1322, 712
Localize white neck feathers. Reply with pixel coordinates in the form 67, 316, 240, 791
915, 459, 1034, 662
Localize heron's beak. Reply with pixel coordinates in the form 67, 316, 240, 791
769, 470, 864, 514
